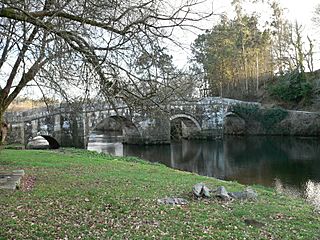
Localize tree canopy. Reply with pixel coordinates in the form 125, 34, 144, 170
192, 10, 272, 98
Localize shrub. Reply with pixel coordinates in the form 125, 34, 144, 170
232, 104, 259, 119
269, 70, 313, 103
260, 107, 288, 130
232, 104, 288, 131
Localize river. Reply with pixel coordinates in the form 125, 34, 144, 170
88, 131, 320, 206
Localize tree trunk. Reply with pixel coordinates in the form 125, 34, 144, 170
0, 108, 8, 145
256, 53, 259, 93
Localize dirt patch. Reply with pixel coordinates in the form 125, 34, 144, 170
21, 175, 36, 192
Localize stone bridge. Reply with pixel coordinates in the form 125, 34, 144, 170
5, 97, 260, 147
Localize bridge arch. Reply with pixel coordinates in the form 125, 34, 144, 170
41, 135, 60, 149
89, 115, 141, 144
170, 114, 201, 130
26, 135, 60, 149
170, 114, 201, 140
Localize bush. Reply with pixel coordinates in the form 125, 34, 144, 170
269, 70, 313, 103
232, 104, 259, 119
232, 104, 288, 131
260, 107, 288, 130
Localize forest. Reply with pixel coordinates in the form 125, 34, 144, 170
191, 0, 319, 109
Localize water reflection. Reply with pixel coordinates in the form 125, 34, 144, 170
223, 136, 320, 188
88, 131, 123, 156
88, 132, 320, 206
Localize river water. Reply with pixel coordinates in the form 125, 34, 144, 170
88, 131, 320, 206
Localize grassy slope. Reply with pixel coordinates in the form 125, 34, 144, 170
0, 149, 319, 240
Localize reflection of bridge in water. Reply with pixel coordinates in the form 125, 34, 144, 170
6, 97, 260, 147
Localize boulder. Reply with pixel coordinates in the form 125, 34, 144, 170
242, 187, 258, 200
192, 183, 210, 198
26, 135, 60, 149
214, 186, 230, 200
191, 184, 258, 201
228, 187, 258, 200
27, 136, 50, 149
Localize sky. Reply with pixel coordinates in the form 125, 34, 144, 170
171, 0, 320, 68
280, 0, 318, 25
3, 0, 320, 100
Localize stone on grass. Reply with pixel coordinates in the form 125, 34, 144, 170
214, 186, 231, 200
242, 187, 258, 200
228, 187, 258, 200
27, 136, 50, 149
157, 197, 188, 206
228, 191, 244, 199
192, 182, 210, 198
0, 170, 25, 190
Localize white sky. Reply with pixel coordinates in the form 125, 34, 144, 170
281, 0, 318, 25
171, 0, 320, 68
4, 0, 320, 100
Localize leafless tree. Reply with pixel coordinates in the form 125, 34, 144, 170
0, 0, 212, 143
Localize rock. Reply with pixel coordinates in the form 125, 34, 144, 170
193, 183, 203, 197
228, 191, 244, 199
192, 183, 210, 198
214, 186, 230, 200
0, 176, 8, 184
243, 187, 258, 200
229, 187, 258, 200
202, 186, 211, 197
159, 185, 257, 206
0, 170, 25, 190
157, 197, 188, 206
27, 136, 50, 149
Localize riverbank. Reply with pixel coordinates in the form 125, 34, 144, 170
0, 149, 319, 239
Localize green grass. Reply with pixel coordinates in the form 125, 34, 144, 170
0, 149, 319, 239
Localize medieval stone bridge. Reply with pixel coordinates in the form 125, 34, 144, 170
5, 97, 260, 147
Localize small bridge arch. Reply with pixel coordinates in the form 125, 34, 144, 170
170, 114, 201, 130
89, 115, 141, 144
170, 114, 201, 140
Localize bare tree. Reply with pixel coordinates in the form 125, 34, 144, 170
0, 0, 212, 144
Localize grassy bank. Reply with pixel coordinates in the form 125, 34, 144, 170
0, 149, 319, 239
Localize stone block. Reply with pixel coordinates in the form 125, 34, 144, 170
0, 170, 24, 190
